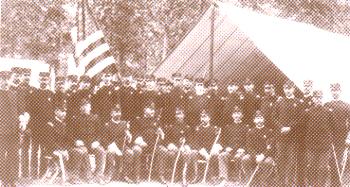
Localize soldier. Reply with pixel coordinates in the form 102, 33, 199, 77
222, 80, 243, 125
157, 107, 191, 183
325, 83, 350, 187
304, 90, 336, 186
187, 78, 209, 129
193, 110, 221, 183
242, 111, 275, 186
0, 70, 22, 187
121, 75, 137, 121
111, 75, 122, 107
273, 80, 303, 186
158, 80, 176, 124
66, 75, 79, 125
206, 79, 224, 127
259, 82, 277, 131
241, 78, 261, 128
102, 104, 132, 182
52, 76, 67, 108
68, 98, 106, 184
296, 80, 314, 186
141, 75, 159, 111
218, 106, 249, 183
28, 72, 54, 179
126, 102, 164, 182
93, 73, 114, 123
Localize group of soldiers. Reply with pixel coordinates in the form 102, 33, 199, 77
1, 67, 350, 187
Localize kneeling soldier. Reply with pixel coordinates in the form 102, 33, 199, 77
102, 104, 132, 182
242, 111, 274, 186
68, 99, 106, 184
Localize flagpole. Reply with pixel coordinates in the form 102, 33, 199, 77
209, 4, 216, 81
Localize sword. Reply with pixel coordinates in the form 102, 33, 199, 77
171, 139, 186, 184
245, 163, 260, 187
148, 134, 160, 182
331, 143, 343, 185
341, 147, 349, 179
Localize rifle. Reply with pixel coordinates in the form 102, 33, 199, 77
148, 109, 163, 182
171, 138, 186, 184
202, 127, 222, 183
245, 163, 261, 187
341, 147, 349, 180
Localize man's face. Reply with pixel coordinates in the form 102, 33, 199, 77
244, 84, 254, 92
22, 73, 31, 84
254, 116, 265, 129
81, 103, 92, 114
331, 90, 341, 100
195, 83, 205, 94
79, 81, 91, 90
173, 77, 182, 87
55, 82, 65, 92
201, 114, 210, 124
111, 110, 122, 120
55, 109, 67, 121
144, 107, 155, 117
175, 110, 185, 121
264, 86, 275, 96
227, 84, 238, 93
102, 74, 112, 85
183, 79, 192, 89
284, 87, 295, 98
40, 79, 49, 89
232, 112, 243, 121
11, 73, 20, 86
146, 80, 156, 90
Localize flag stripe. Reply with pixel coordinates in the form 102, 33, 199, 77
79, 43, 110, 69
76, 30, 104, 56
85, 50, 112, 71
86, 56, 115, 77
80, 37, 105, 57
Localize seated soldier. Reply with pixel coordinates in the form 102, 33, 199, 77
193, 110, 222, 184
41, 105, 69, 184
102, 104, 132, 182
68, 99, 106, 184
241, 111, 275, 186
218, 106, 249, 184
157, 107, 191, 184
124, 102, 164, 183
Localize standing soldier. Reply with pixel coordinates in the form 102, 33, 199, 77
93, 73, 114, 123
187, 78, 209, 129
0, 71, 22, 187
259, 82, 278, 131
28, 72, 54, 179
325, 83, 350, 187
218, 106, 249, 184
206, 79, 224, 128
158, 80, 176, 124
111, 75, 122, 107
296, 80, 314, 186
68, 99, 106, 184
304, 90, 336, 186
102, 104, 132, 182
182, 75, 194, 122
52, 76, 67, 108
170, 73, 183, 109
222, 81, 243, 125
241, 79, 260, 128
15, 68, 34, 180
141, 75, 159, 112
274, 80, 303, 186
66, 75, 79, 126
121, 75, 137, 121
124, 102, 164, 183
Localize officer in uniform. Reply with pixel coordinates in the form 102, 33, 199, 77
259, 82, 278, 131
68, 98, 106, 184
121, 75, 137, 121
182, 75, 194, 122
158, 80, 176, 124
241, 79, 261, 128
242, 111, 275, 186
102, 104, 132, 182
93, 73, 114, 123
304, 90, 336, 186
218, 106, 249, 183
273, 80, 303, 186
52, 76, 67, 108
0, 70, 22, 187
222, 80, 243, 125
206, 79, 224, 128
66, 75, 79, 127
325, 83, 350, 187
187, 78, 209, 129
157, 107, 191, 183
111, 75, 122, 107
28, 72, 54, 179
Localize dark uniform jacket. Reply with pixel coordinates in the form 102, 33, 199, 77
206, 90, 224, 127
15, 83, 34, 115
241, 91, 261, 127
0, 89, 19, 135
121, 86, 137, 120
158, 91, 176, 124
304, 105, 335, 151
47, 118, 68, 151
193, 124, 218, 150
102, 119, 128, 148
94, 85, 114, 122
246, 127, 273, 157
133, 116, 161, 154
325, 100, 350, 145
187, 93, 209, 114
222, 91, 243, 116
273, 97, 303, 143
222, 120, 249, 151
161, 120, 191, 146
260, 94, 278, 131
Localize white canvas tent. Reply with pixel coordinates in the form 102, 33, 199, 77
0, 58, 50, 88
153, 2, 350, 103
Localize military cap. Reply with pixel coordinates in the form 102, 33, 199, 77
184, 75, 193, 81
157, 77, 167, 84
283, 80, 295, 89
244, 78, 253, 85
172, 73, 182, 78
254, 110, 264, 118
232, 106, 242, 113
313, 90, 323, 98
80, 75, 91, 82
303, 80, 313, 87
112, 104, 122, 112
145, 102, 156, 109
145, 74, 155, 81
80, 98, 91, 106
165, 80, 173, 86
200, 109, 209, 116
330, 83, 341, 91
195, 78, 205, 83
67, 74, 78, 82
11, 67, 22, 74
0, 71, 11, 80
228, 80, 239, 86
208, 79, 218, 87
175, 107, 184, 113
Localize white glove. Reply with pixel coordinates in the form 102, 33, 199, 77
157, 128, 165, 140
256, 154, 265, 163
126, 130, 132, 143
134, 136, 147, 147
212, 144, 223, 155
108, 142, 122, 156
167, 143, 178, 151
242, 154, 251, 161
225, 147, 234, 152
75, 140, 84, 147
281, 127, 291, 133
91, 141, 100, 149
199, 148, 210, 160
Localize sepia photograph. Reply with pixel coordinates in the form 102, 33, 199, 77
1, 0, 350, 186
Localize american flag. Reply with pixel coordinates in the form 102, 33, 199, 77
74, 0, 117, 77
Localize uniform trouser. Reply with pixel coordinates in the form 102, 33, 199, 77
296, 138, 306, 186
104, 152, 122, 180
218, 151, 234, 181
276, 142, 297, 186
306, 148, 331, 187
20, 130, 31, 178
124, 145, 143, 181
0, 134, 20, 185
30, 136, 48, 179
181, 150, 199, 183
242, 157, 275, 186
69, 146, 93, 182
157, 146, 177, 179
91, 146, 107, 180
